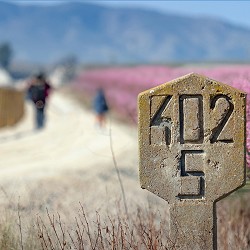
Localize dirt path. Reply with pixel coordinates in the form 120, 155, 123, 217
0, 91, 134, 179
0, 91, 163, 221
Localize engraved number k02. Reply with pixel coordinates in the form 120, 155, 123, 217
150, 94, 234, 145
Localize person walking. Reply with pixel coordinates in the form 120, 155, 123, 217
27, 73, 51, 129
93, 88, 109, 128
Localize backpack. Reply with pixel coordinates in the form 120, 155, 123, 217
28, 84, 46, 108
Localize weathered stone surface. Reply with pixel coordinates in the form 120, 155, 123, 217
138, 73, 246, 250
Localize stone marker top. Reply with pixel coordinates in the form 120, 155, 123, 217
138, 73, 246, 205
138, 72, 246, 97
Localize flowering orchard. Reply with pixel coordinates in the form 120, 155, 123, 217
74, 65, 250, 166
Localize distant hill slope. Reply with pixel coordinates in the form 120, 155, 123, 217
1, 2, 250, 64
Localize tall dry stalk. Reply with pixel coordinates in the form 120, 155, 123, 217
108, 123, 129, 218
17, 199, 24, 250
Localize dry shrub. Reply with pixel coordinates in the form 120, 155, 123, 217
36, 193, 250, 250
0, 195, 249, 250
0, 189, 249, 250
37, 203, 170, 250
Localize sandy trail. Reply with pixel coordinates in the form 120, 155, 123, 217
0, 90, 163, 221
0, 92, 133, 179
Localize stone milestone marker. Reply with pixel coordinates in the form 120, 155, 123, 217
138, 73, 246, 250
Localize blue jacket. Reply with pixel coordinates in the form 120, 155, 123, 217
93, 89, 109, 114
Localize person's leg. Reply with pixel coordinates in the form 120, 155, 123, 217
35, 108, 40, 129
99, 114, 106, 127
96, 114, 105, 127
36, 108, 44, 129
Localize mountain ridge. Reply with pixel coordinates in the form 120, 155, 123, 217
0, 2, 250, 64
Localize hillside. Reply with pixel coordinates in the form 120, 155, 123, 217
1, 2, 250, 63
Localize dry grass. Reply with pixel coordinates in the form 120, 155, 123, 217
0, 191, 249, 250
36, 203, 169, 250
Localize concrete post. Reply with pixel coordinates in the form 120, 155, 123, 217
138, 73, 246, 250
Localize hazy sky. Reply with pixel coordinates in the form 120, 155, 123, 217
9, 0, 250, 29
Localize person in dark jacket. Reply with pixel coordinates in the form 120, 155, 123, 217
93, 88, 109, 128
27, 73, 51, 129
